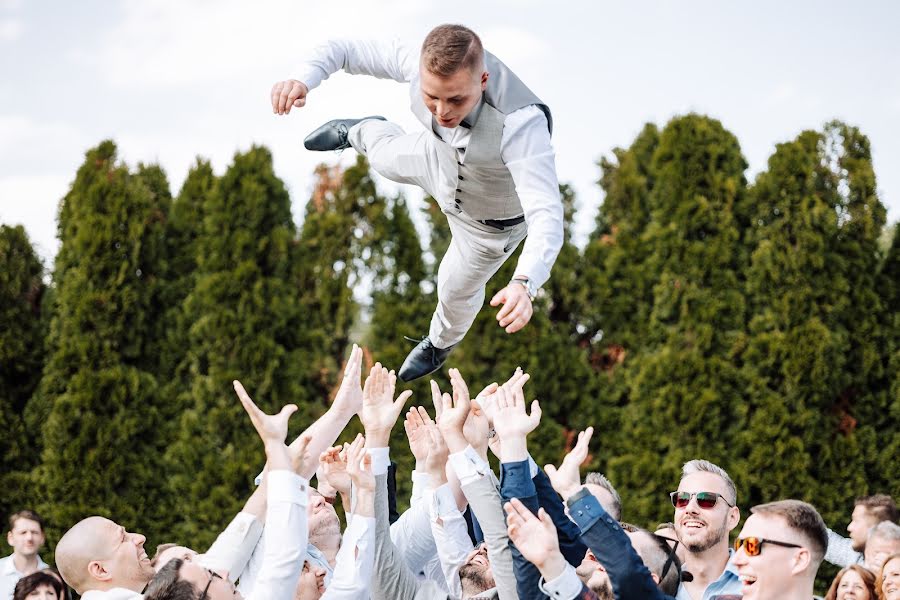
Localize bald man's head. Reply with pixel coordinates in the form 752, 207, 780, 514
56, 516, 154, 594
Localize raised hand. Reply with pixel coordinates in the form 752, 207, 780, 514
478, 367, 526, 426
434, 369, 471, 453
505, 499, 567, 579
234, 380, 308, 472
332, 344, 364, 418
544, 426, 594, 502
271, 79, 309, 115
360, 363, 412, 447
423, 422, 450, 486
345, 434, 375, 492
492, 373, 540, 462
463, 399, 491, 460
404, 407, 433, 468
318, 445, 351, 496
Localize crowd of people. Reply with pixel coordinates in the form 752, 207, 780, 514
3, 346, 899, 600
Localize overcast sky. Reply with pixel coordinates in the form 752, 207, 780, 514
2, 0, 898, 266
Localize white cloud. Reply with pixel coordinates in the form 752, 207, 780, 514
78, 0, 429, 89
0, 174, 69, 265
0, 17, 22, 42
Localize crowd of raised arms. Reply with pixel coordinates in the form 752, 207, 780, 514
3, 346, 899, 600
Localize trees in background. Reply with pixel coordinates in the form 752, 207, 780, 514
1, 118, 896, 587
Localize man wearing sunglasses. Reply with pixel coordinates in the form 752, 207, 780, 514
731, 499, 828, 600
670, 460, 742, 600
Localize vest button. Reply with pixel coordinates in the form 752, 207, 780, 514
456, 189, 462, 193
458, 176, 464, 180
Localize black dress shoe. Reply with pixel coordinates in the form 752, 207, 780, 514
398, 336, 456, 382
303, 116, 386, 151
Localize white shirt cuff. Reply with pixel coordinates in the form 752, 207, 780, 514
266, 470, 309, 506
539, 563, 584, 600
367, 447, 391, 476
449, 445, 491, 486
527, 454, 539, 478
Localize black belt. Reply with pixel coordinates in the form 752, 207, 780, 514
478, 215, 526, 230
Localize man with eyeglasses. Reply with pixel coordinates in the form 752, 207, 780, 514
731, 499, 828, 600
670, 460, 742, 600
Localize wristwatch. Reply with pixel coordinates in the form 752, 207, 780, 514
510, 276, 536, 301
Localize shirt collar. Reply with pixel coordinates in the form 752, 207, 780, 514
459, 95, 486, 129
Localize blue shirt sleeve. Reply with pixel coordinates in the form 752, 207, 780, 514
500, 459, 547, 600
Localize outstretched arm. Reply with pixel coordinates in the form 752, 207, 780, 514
272, 38, 417, 114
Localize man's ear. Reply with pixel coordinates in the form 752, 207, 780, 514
88, 560, 112, 582
6, 531, 13, 548
481, 70, 489, 91
727, 506, 740, 531
790, 548, 811, 576
651, 572, 660, 585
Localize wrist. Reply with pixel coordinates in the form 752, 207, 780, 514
364, 429, 391, 448
443, 430, 468, 454
538, 552, 567, 581
352, 488, 375, 518
501, 437, 528, 463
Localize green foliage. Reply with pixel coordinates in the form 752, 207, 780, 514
30, 141, 170, 551
0, 225, 46, 519
165, 146, 311, 549
1, 114, 895, 593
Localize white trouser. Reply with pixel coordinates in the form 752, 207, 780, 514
350, 119, 527, 348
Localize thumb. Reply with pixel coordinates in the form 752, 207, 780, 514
490, 288, 506, 307
538, 507, 553, 526
280, 404, 299, 419
394, 389, 413, 412
529, 400, 542, 423
544, 464, 558, 479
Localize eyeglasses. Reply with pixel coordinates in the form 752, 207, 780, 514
655, 534, 681, 581
734, 536, 802, 556
199, 569, 223, 600
670, 491, 734, 509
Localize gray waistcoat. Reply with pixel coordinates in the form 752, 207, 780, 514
409, 51, 552, 221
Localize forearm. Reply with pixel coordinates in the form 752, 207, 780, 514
249, 470, 308, 600
533, 470, 587, 566
200, 511, 264, 582
322, 506, 375, 600
430, 484, 474, 596
291, 407, 354, 479
463, 475, 518, 600
500, 460, 543, 600
296, 38, 414, 91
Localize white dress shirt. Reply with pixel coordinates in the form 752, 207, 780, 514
539, 563, 585, 600
321, 515, 375, 600
295, 38, 564, 290
0, 554, 48, 600
246, 469, 309, 600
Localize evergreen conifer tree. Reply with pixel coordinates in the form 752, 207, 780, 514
31, 141, 171, 548
0, 225, 47, 518
605, 115, 751, 525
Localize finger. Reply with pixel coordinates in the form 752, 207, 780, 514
393, 389, 413, 413
271, 81, 284, 113
489, 288, 506, 307
538, 508, 555, 529
495, 294, 519, 322
278, 404, 298, 420
292, 433, 313, 457
430, 380, 444, 419
278, 81, 295, 114
233, 380, 265, 428
416, 406, 434, 426
441, 392, 453, 416
362, 367, 374, 400
387, 369, 398, 398
505, 310, 532, 333
285, 81, 305, 114
544, 464, 558, 480
477, 382, 499, 398
508, 497, 532, 520
528, 400, 542, 427
409, 406, 425, 428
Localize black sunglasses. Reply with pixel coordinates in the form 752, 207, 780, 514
670, 491, 734, 509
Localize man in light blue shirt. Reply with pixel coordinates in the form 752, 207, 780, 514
670, 460, 743, 600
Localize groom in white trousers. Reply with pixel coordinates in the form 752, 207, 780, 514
271, 24, 564, 381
